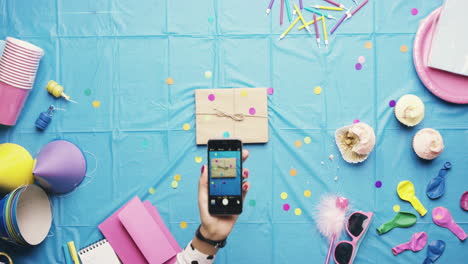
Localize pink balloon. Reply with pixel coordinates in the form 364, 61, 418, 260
432, 207, 467, 241
392, 232, 428, 255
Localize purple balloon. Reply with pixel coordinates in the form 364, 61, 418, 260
33, 140, 86, 194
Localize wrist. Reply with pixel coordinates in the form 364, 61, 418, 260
200, 224, 228, 241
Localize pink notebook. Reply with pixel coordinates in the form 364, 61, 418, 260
98, 197, 181, 264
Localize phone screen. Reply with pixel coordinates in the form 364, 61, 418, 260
208, 139, 242, 215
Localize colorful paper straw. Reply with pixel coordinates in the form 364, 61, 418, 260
298, 16, 323, 30
313, 13, 321, 47
280, 0, 285, 25
266, 0, 275, 15
321, 15, 329, 48
304, 7, 336, 20
330, 12, 349, 35
299, 0, 303, 9
350, 0, 369, 17
285, 0, 292, 22
313, 5, 344, 11
293, 4, 312, 33
323, 0, 347, 9
279, 17, 301, 39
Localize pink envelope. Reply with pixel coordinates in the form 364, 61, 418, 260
98, 197, 181, 264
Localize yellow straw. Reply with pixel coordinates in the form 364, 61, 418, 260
279, 17, 301, 40
293, 4, 311, 33
321, 15, 329, 48
298, 16, 323, 30
313, 5, 344, 11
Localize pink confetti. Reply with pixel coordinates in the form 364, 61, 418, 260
208, 94, 215, 101
375, 181, 382, 188
411, 8, 418, 16
249, 107, 256, 115
267, 87, 274, 95
358, 56, 366, 64
389, 100, 396, 107
355, 63, 363, 71
283, 203, 290, 211
353, 119, 360, 124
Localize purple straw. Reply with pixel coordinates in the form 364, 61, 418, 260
280, 0, 284, 25
324, 0, 342, 8
351, 0, 369, 16
266, 0, 275, 15
299, 0, 303, 9
313, 13, 320, 47
330, 13, 347, 35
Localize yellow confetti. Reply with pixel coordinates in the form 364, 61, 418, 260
294, 208, 302, 216
294, 140, 302, 148
204, 71, 212, 79
393, 205, 400, 212
365, 42, 373, 49
174, 174, 181, 181
304, 190, 311, 197
183, 123, 191, 131
171, 180, 178, 189
195, 156, 203, 163
304, 136, 311, 144
92, 100, 101, 108
313, 86, 322, 95
400, 45, 408, 53
289, 169, 297, 176
180, 221, 188, 229
280, 192, 288, 200
148, 187, 156, 194
240, 89, 248, 97
204, 115, 212, 121
166, 77, 174, 85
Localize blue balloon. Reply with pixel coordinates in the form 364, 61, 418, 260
426, 162, 451, 199
423, 240, 446, 264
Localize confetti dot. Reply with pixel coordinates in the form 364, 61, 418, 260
148, 187, 156, 194
358, 56, 366, 64
208, 16, 215, 23
249, 107, 256, 115
267, 87, 274, 95
304, 190, 311, 197
174, 174, 181, 181
204, 71, 212, 79
295, 140, 302, 148
375, 180, 382, 188
289, 169, 297, 176
166, 77, 174, 85
92, 100, 101, 108
171, 181, 178, 189
204, 115, 212, 121
355, 63, 363, 71
313, 86, 322, 95
329, 154, 334, 161
195, 156, 202, 163
294, 208, 302, 216
211, 181, 214, 184
84, 88, 92, 96
393, 205, 401, 212
208, 93, 215, 101
183, 123, 191, 131
389, 100, 396, 107
249, 200, 256, 207
223, 131, 230, 138
353, 119, 360, 124
411, 8, 418, 16
321, 161, 325, 165
141, 139, 149, 148
365, 42, 373, 49
280, 192, 288, 200
304, 136, 311, 144
334, 176, 338, 181
400, 45, 408, 53
240, 89, 248, 97
283, 203, 290, 211
180, 221, 188, 229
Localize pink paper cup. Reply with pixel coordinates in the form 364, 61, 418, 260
6, 37, 43, 56
0, 82, 31, 126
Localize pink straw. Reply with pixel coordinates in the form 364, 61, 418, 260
351, 0, 369, 16
313, 13, 320, 47
280, 0, 284, 25
323, 0, 342, 8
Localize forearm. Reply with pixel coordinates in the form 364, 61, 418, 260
176, 239, 216, 264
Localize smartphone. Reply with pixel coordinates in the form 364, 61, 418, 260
207, 139, 243, 215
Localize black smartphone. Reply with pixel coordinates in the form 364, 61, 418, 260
207, 139, 243, 215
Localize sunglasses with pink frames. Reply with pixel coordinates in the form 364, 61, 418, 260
333, 211, 374, 264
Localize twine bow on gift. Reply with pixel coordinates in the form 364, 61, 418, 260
213, 108, 245, 121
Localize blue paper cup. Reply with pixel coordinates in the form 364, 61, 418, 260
0, 186, 24, 245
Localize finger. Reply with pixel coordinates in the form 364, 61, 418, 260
242, 149, 249, 163
242, 168, 249, 179
241, 181, 250, 202
198, 165, 210, 218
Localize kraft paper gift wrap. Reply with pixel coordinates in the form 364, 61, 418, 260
195, 88, 269, 145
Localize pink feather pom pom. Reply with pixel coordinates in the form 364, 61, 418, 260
314, 194, 349, 240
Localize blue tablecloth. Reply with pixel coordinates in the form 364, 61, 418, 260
0, 0, 467, 263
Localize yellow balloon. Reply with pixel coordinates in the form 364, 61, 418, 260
0, 143, 34, 192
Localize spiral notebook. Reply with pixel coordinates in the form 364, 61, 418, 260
79, 239, 121, 264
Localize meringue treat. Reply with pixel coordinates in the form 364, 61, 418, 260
413, 128, 444, 160
395, 94, 425, 127
335, 122, 376, 163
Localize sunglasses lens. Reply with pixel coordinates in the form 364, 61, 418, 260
334, 242, 353, 264
348, 213, 369, 237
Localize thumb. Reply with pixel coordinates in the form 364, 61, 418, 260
198, 165, 209, 217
